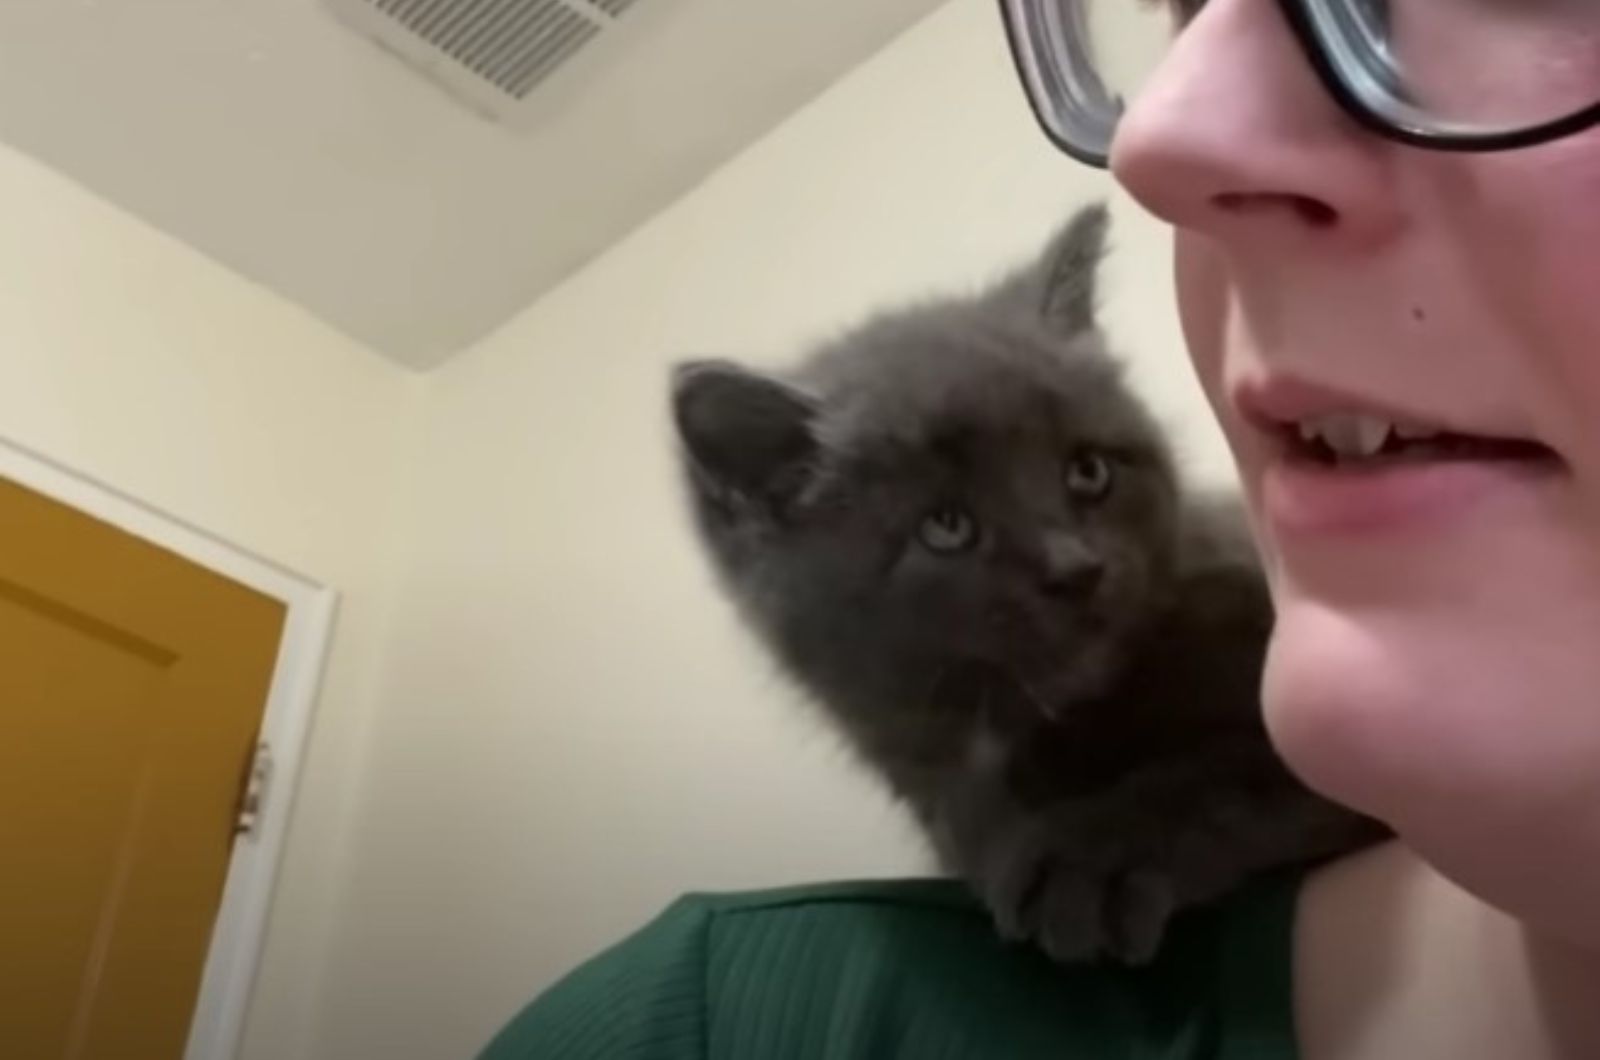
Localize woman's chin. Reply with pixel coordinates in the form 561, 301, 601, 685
1264, 593, 1600, 943
1262, 592, 1600, 842
1259, 600, 1418, 821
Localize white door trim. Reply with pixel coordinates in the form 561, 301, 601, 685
0, 435, 337, 1060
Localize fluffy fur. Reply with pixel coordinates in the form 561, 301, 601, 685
671, 204, 1386, 963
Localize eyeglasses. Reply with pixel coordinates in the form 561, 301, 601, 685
998, 0, 1600, 168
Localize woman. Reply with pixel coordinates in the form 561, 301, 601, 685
481, 2, 1600, 1055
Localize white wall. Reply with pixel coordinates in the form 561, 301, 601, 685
0, 142, 422, 1060
0, 2, 1232, 1056
307, 1, 1232, 1057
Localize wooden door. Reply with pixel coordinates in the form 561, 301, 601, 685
0, 475, 286, 1058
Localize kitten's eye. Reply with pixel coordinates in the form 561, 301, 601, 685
1066, 451, 1113, 501
917, 506, 979, 554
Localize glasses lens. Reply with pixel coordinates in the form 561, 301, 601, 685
1302, 0, 1600, 138
1002, 0, 1179, 163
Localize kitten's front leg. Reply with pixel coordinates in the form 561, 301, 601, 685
933, 731, 1386, 966
928, 749, 1166, 964
1142, 738, 1391, 908
1029, 734, 1388, 964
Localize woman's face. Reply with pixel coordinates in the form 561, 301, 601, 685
1110, 0, 1600, 937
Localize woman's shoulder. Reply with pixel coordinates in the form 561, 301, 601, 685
478, 873, 1304, 1059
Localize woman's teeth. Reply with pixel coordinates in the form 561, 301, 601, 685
1290, 414, 1551, 467
1295, 414, 1440, 460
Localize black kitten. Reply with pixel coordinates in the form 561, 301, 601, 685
671, 204, 1386, 964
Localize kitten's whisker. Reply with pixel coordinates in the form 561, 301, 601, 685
922, 663, 957, 714
1009, 672, 1060, 723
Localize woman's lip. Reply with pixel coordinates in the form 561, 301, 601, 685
1233, 373, 1492, 439
1261, 454, 1560, 537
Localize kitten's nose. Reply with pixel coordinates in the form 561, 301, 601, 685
1040, 535, 1105, 598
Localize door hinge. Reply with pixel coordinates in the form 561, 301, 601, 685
233, 740, 274, 840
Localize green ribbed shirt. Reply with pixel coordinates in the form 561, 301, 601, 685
480, 874, 1301, 1059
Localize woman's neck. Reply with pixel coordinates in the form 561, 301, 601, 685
1295, 842, 1600, 1060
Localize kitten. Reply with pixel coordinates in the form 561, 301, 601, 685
670, 204, 1387, 964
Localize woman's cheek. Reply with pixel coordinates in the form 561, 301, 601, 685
1172, 234, 1231, 398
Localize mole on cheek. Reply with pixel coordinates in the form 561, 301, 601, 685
1410, 305, 1427, 324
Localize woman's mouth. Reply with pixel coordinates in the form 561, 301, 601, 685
1235, 380, 1565, 536
1288, 413, 1553, 468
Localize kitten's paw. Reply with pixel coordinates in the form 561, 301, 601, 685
1031, 870, 1107, 964
986, 835, 1113, 963
984, 831, 1178, 966
1033, 866, 1177, 966
984, 834, 1092, 958
1102, 868, 1176, 965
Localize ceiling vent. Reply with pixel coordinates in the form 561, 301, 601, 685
327, 0, 646, 123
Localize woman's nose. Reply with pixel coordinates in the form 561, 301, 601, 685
1109, 0, 1405, 254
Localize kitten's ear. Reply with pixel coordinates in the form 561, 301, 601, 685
1039, 201, 1110, 332
997, 201, 1110, 336
672, 359, 820, 511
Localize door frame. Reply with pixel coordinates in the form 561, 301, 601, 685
0, 436, 337, 1060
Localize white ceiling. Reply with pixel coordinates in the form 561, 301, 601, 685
0, 0, 945, 368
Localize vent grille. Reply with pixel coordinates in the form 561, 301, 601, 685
355, 0, 641, 101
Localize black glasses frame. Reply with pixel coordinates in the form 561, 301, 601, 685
997, 0, 1600, 168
